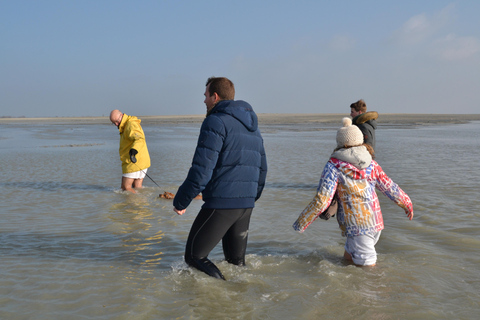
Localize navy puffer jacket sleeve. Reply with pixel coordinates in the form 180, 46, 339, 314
174, 116, 226, 210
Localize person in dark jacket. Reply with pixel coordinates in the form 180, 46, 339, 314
350, 99, 378, 150
173, 77, 267, 280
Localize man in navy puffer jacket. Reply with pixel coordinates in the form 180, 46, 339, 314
173, 77, 267, 280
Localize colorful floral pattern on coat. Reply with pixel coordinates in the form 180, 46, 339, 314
293, 158, 413, 236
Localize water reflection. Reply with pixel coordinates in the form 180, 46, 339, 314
107, 191, 166, 275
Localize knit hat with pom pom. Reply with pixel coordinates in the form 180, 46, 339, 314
336, 117, 364, 148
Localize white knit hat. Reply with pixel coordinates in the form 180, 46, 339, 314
336, 117, 364, 147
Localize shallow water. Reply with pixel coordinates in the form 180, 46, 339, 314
1, 120, 479, 319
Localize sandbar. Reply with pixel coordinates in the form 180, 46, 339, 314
1, 113, 480, 128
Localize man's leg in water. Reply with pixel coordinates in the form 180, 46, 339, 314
132, 178, 144, 189
222, 208, 253, 266
121, 177, 136, 193
184, 208, 245, 280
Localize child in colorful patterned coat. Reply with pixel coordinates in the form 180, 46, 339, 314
293, 117, 414, 266
319, 101, 378, 221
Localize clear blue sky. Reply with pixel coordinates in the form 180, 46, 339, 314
1, 0, 479, 117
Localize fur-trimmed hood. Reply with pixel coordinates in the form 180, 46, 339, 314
353, 111, 378, 125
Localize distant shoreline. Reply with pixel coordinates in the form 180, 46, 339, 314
1, 113, 480, 127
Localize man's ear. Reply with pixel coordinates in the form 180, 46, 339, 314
213, 92, 220, 103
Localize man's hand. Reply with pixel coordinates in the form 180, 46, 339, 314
174, 207, 186, 215
129, 148, 138, 163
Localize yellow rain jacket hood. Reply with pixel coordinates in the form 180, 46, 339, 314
118, 114, 151, 174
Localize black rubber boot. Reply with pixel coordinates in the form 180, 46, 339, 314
187, 257, 226, 280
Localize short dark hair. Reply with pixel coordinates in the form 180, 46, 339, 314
206, 77, 235, 100
350, 99, 367, 113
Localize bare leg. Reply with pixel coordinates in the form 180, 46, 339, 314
121, 177, 136, 193
132, 178, 144, 189
344, 250, 353, 262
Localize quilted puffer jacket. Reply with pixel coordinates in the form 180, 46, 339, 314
174, 100, 267, 210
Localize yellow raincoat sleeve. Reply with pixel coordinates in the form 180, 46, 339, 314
124, 120, 146, 151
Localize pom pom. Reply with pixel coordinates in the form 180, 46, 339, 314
342, 117, 352, 127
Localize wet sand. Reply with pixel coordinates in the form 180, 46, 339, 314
1, 113, 480, 126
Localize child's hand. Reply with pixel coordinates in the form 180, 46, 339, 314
406, 210, 414, 220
